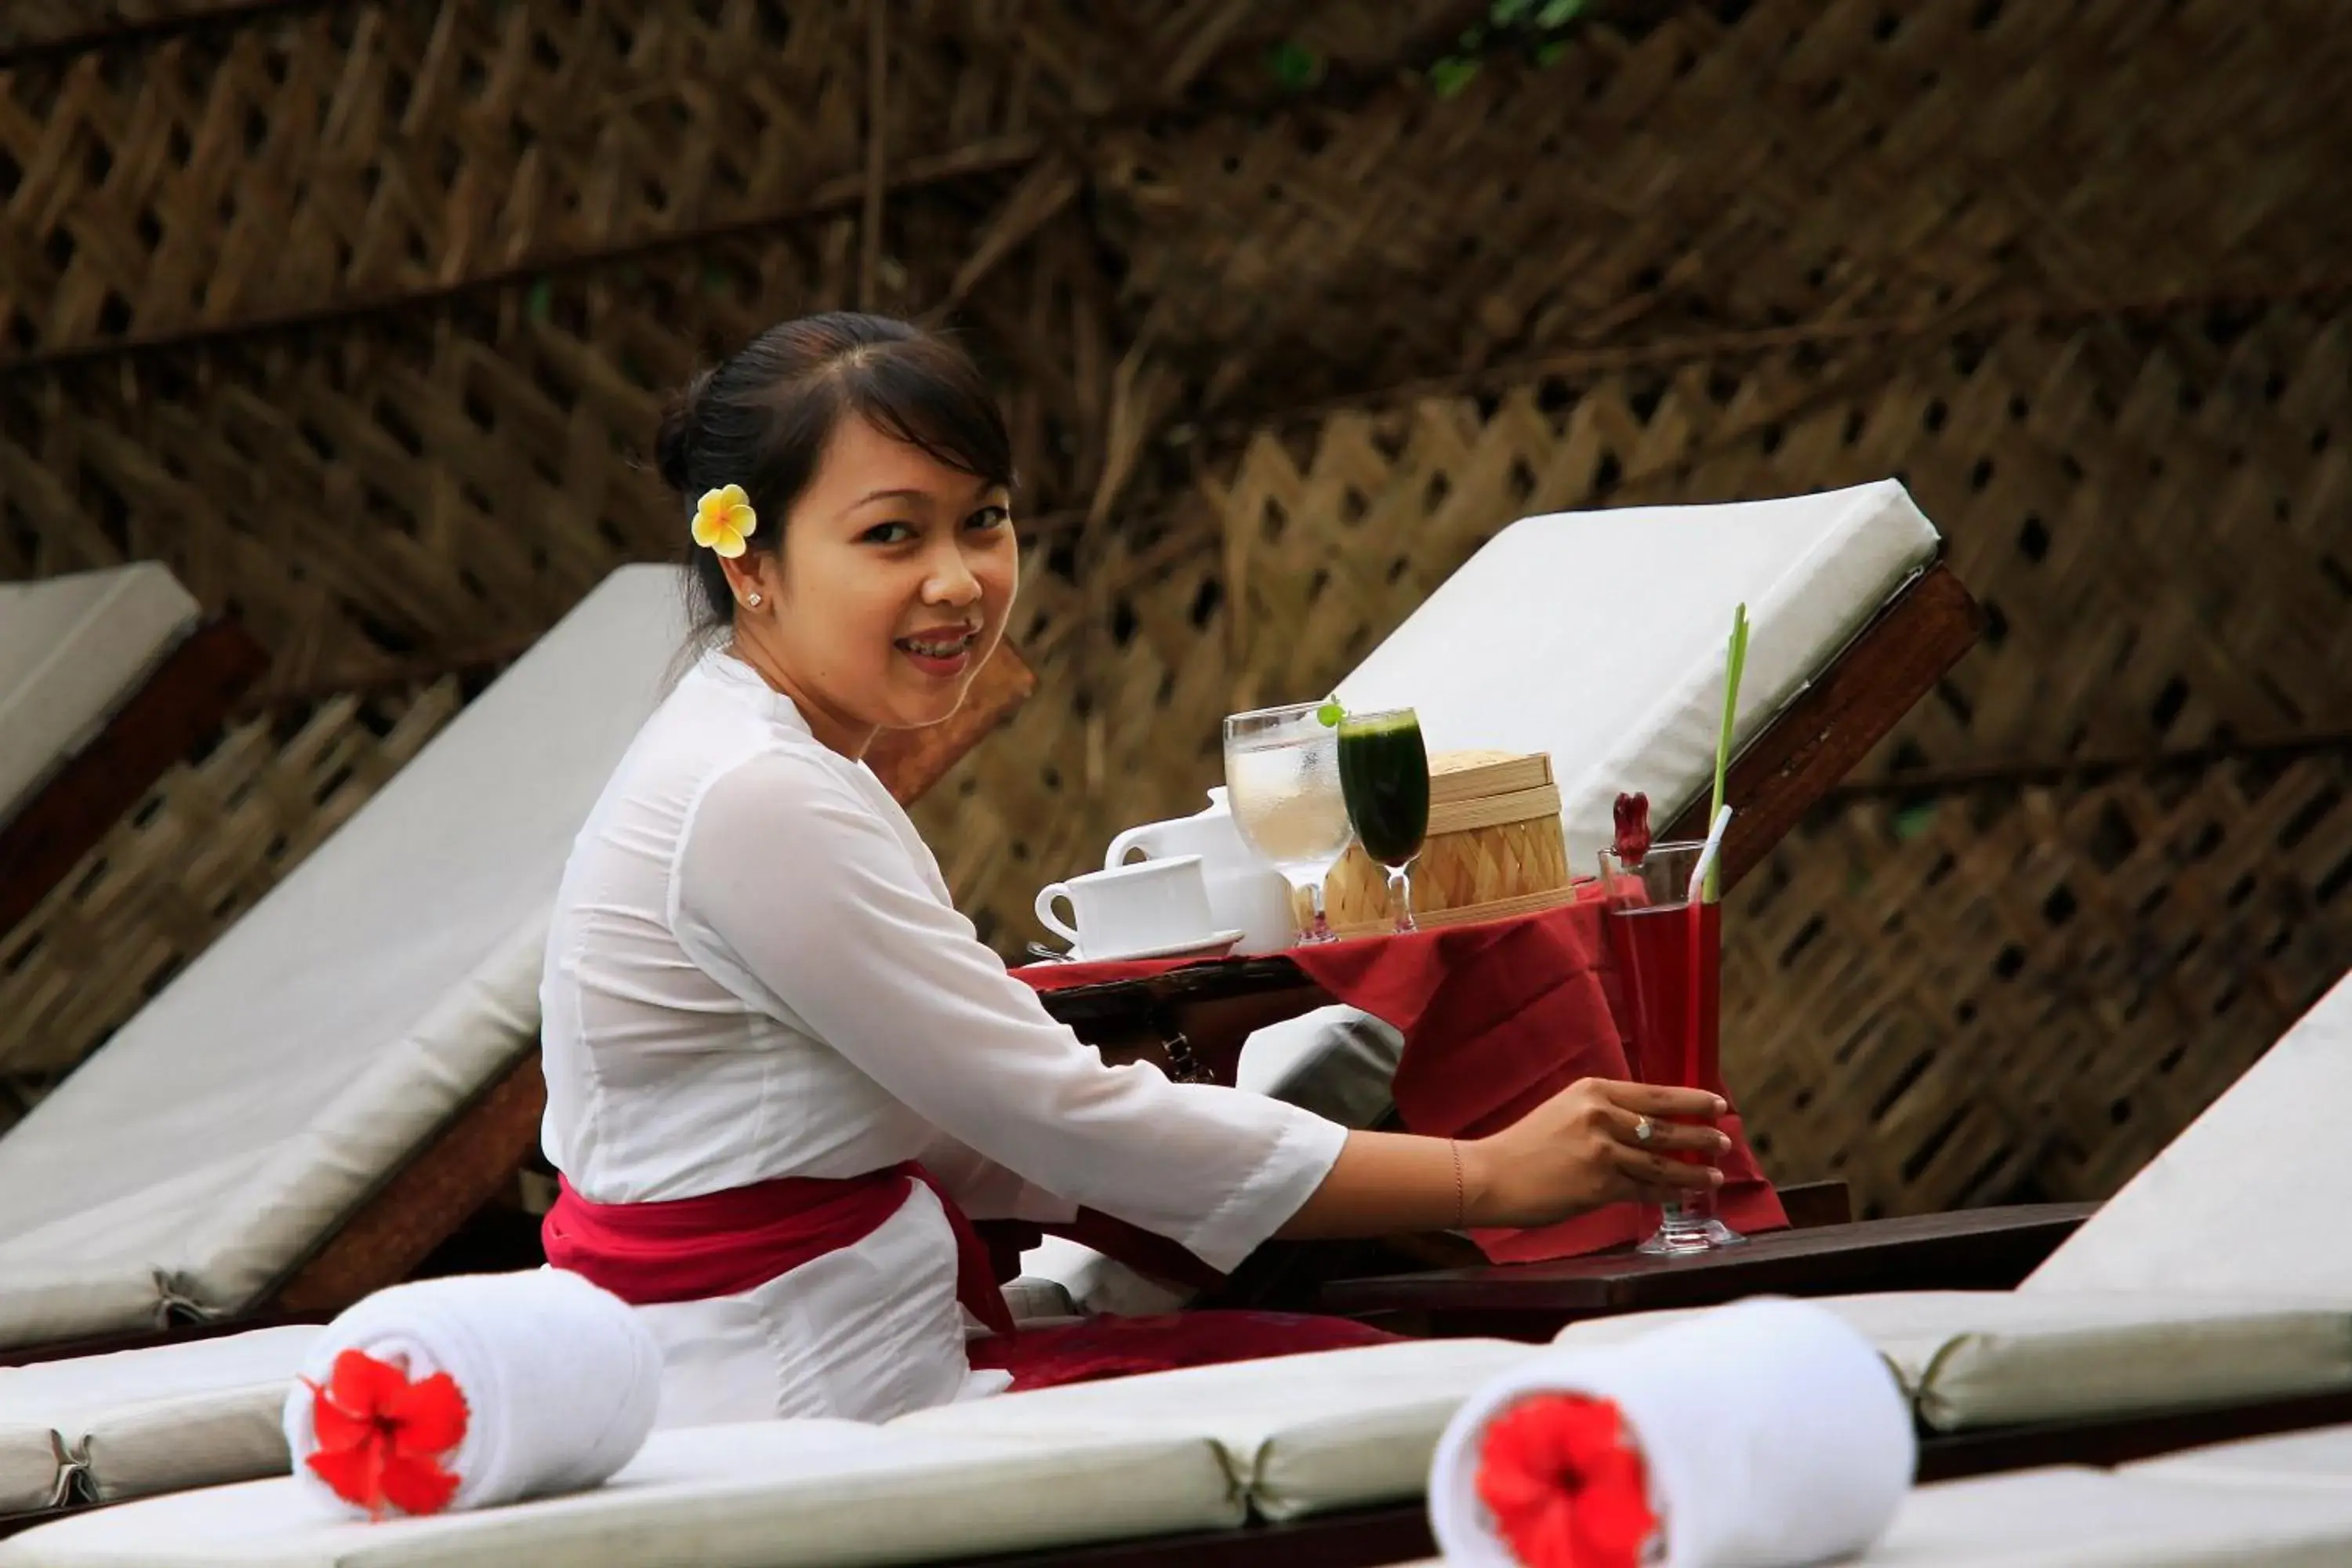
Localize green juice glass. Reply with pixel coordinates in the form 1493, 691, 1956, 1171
1337, 708, 1431, 934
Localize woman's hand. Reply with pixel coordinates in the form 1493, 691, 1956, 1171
1462, 1079, 1730, 1229
1277, 1078, 1733, 1243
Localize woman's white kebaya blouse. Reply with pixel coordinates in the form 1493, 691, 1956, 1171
539, 648, 1348, 1426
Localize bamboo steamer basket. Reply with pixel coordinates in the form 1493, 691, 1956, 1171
1323, 750, 1574, 935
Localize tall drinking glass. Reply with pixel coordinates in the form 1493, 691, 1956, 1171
1223, 703, 1356, 944
1337, 708, 1430, 933
1598, 840, 1743, 1255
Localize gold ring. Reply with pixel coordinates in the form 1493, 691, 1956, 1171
1632, 1116, 1654, 1145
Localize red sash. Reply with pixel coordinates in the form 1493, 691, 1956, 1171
543, 1161, 1014, 1338
545, 1163, 1406, 1392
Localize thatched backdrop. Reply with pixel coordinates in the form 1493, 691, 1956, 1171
2, 0, 2349, 1220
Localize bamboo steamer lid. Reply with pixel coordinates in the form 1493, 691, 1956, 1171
1324, 749, 1573, 935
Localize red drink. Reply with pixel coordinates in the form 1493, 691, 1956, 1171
1598, 839, 1737, 1253
1604, 898, 1723, 1102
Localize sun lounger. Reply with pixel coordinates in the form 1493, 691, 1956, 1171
1871, 1465, 2352, 1565
1547, 1289, 2352, 1435
2129, 1420, 2352, 1494
1332, 477, 1952, 873
890, 1336, 1542, 1523
0, 1328, 318, 1516
2026, 966, 2352, 1301
1025, 477, 1975, 1302
0, 565, 266, 939
0, 1421, 1240, 1566
25, 1341, 2352, 1566
1394, 1466, 2352, 1568
0, 568, 698, 1359
0, 1338, 1530, 1563
0, 564, 201, 829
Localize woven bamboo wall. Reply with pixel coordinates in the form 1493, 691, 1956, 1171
2, 0, 2347, 1219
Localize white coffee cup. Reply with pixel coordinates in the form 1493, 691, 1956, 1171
1035, 855, 1218, 960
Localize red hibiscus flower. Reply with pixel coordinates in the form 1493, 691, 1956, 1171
1475, 1392, 1657, 1568
300, 1348, 470, 1519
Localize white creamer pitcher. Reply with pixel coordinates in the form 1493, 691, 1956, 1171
1105, 787, 1298, 955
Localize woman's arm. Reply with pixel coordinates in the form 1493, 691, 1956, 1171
1279, 1080, 1727, 1237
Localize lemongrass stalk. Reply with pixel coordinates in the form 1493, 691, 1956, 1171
1704, 604, 1750, 902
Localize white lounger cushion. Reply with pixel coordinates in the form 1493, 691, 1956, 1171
888, 1337, 1541, 1522
1549, 1290, 2352, 1432
0, 568, 690, 1350
0, 564, 201, 832
1396, 1465, 2352, 1566
2029, 967, 2352, 1301
1868, 1465, 2352, 1565
0, 1420, 1236, 1568
2128, 1422, 2352, 1494
0, 1419, 56, 1516
2129, 1422, 2352, 1493
1335, 477, 1938, 865
0, 1327, 318, 1512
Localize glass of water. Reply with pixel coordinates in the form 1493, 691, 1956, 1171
1222, 702, 1356, 945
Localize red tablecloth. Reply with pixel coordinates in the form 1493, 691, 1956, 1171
1016, 893, 1786, 1264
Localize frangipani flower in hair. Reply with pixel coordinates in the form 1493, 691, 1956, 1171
691, 485, 757, 558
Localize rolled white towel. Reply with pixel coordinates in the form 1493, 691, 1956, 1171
282, 1269, 662, 1519
1428, 1298, 1914, 1568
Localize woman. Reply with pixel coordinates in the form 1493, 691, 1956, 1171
538, 313, 1726, 1428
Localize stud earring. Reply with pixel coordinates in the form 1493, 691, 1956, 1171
746, 592, 763, 608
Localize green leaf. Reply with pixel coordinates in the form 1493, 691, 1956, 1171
1316, 698, 1345, 728
1490, 0, 1540, 25
1893, 800, 1940, 841
525, 278, 553, 323
1428, 56, 1481, 98
1536, 0, 1587, 27
1534, 38, 1569, 66
1267, 40, 1323, 91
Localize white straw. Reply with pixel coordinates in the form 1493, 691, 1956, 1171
1686, 804, 1733, 904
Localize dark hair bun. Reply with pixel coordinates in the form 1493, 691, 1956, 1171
653, 368, 715, 497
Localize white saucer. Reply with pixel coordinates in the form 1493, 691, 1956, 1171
1072, 929, 1247, 964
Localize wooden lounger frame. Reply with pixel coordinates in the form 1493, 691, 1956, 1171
1320, 1201, 2098, 1337
0, 618, 269, 939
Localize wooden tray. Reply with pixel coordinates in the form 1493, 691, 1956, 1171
1319, 1202, 2098, 1339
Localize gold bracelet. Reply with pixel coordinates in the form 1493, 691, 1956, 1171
1449, 1139, 1465, 1229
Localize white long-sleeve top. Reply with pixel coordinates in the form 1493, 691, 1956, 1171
539, 649, 1347, 1425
